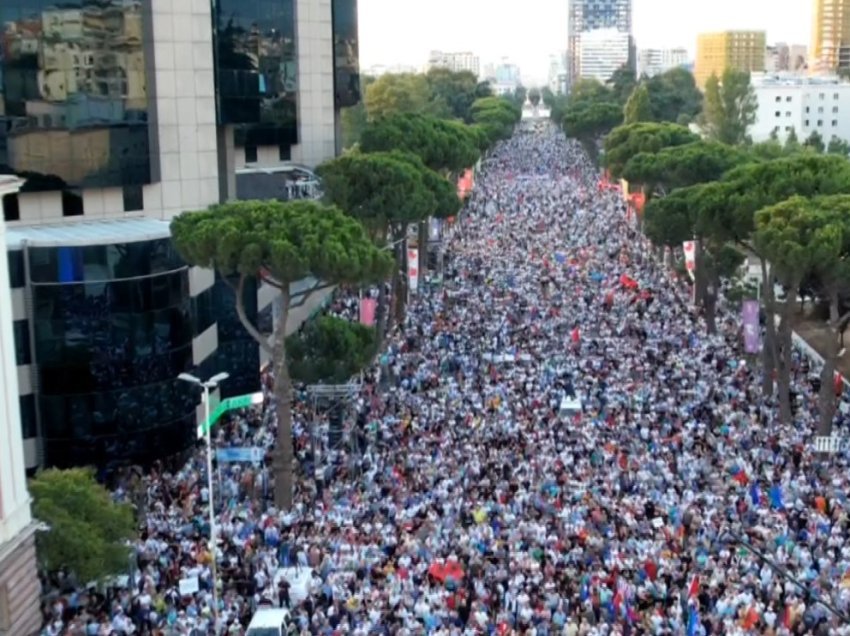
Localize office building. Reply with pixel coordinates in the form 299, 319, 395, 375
578, 29, 632, 83
427, 51, 481, 77
694, 31, 766, 89
765, 43, 808, 72
0, 176, 40, 636
751, 73, 850, 145
0, 0, 360, 471
487, 59, 522, 95
567, 0, 633, 85
637, 48, 689, 77
548, 53, 569, 95
811, 0, 850, 73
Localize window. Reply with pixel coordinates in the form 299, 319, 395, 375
13, 320, 30, 365
806, 106, 810, 113
245, 145, 258, 163
820, 93, 825, 99
61, 190, 84, 217
775, 111, 781, 117
786, 112, 792, 117
834, 106, 840, 113
835, 93, 840, 99
7, 251, 24, 288
122, 185, 144, 212
19, 394, 37, 438
805, 119, 810, 126
279, 144, 291, 161
3, 192, 20, 221
819, 106, 824, 113
786, 96, 792, 102
775, 95, 781, 102
785, 126, 792, 132
833, 120, 839, 126
818, 120, 824, 126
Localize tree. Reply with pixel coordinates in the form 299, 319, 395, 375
603, 122, 698, 180
30, 468, 136, 583
606, 65, 637, 103
623, 84, 653, 124
424, 67, 481, 121
286, 316, 378, 384
623, 140, 750, 195
339, 75, 375, 148
528, 88, 541, 107
804, 130, 825, 153
364, 73, 433, 120
470, 97, 521, 145
699, 69, 757, 145
562, 102, 623, 161
784, 127, 801, 153
171, 201, 393, 508
827, 137, 850, 156
511, 86, 528, 108
644, 67, 702, 124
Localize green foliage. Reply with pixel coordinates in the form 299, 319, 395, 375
511, 86, 528, 108
603, 122, 698, 179
364, 73, 435, 120
784, 128, 801, 153
749, 139, 791, 160
643, 184, 703, 246
339, 75, 375, 148
700, 69, 757, 145
424, 68, 482, 121
317, 152, 448, 234
386, 150, 462, 219
804, 130, 825, 153
286, 315, 378, 384
696, 154, 850, 246
622, 140, 750, 193
528, 88, 541, 107
644, 68, 703, 124
606, 65, 638, 103
170, 200, 393, 286
470, 96, 521, 144
30, 468, 136, 582
562, 102, 623, 156
360, 112, 479, 174
827, 137, 850, 156
623, 84, 653, 124
754, 196, 824, 285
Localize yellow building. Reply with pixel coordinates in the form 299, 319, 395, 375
694, 31, 766, 89
811, 0, 850, 73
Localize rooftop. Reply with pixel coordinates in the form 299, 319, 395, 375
5, 216, 171, 249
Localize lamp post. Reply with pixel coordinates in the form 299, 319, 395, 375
178, 371, 229, 627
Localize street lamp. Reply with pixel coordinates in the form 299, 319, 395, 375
178, 371, 229, 626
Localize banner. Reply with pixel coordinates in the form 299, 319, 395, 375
407, 248, 419, 293
682, 241, 696, 280
457, 169, 474, 198
216, 447, 265, 463
742, 300, 761, 354
359, 297, 377, 326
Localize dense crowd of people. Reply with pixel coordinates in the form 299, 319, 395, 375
43, 122, 850, 636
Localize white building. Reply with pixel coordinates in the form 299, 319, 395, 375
578, 28, 631, 83
548, 53, 568, 95
765, 43, 808, 73
0, 177, 41, 636
427, 51, 481, 77
637, 48, 689, 77
751, 73, 850, 144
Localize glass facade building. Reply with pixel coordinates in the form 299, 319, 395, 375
331, 0, 360, 109
212, 0, 298, 147
0, 0, 152, 192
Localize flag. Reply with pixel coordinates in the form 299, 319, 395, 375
742, 606, 759, 630
731, 466, 749, 486
769, 484, 784, 510
749, 483, 761, 506
571, 328, 581, 344
782, 604, 792, 629
686, 605, 699, 636
688, 575, 699, 600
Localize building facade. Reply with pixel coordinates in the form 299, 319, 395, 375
0, 0, 359, 472
548, 53, 568, 95
811, 0, 850, 73
578, 29, 631, 83
0, 177, 41, 636
750, 73, 850, 145
427, 51, 481, 78
637, 48, 689, 78
694, 30, 766, 89
567, 0, 633, 86
765, 43, 808, 73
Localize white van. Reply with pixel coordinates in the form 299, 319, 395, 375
246, 608, 297, 636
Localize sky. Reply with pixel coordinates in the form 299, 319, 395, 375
358, 0, 812, 85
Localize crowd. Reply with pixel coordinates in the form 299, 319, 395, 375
42, 122, 850, 636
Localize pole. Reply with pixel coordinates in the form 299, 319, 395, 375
203, 387, 219, 628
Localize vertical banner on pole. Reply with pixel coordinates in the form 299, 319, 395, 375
407, 248, 419, 293
742, 300, 761, 353
359, 297, 377, 326
682, 241, 696, 280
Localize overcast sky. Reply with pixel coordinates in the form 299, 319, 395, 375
358, 0, 812, 84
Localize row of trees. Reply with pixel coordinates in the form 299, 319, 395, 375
600, 117, 850, 433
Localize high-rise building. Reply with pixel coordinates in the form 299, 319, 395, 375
579, 29, 632, 83
0, 175, 40, 636
567, 0, 633, 86
766, 43, 809, 72
811, 0, 850, 73
694, 31, 766, 89
0, 0, 360, 472
548, 53, 569, 95
427, 51, 481, 77
637, 48, 689, 77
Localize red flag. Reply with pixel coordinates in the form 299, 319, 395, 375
688, 575, 699, 600
570, 328, 581, 343
644, 560, 657, 581
359, 297, 377, 326
835, 371, 844, 397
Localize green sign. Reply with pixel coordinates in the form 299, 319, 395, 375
197, 392, 264, 438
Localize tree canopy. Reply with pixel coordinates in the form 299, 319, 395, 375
287, 315, 379, 384
363, 73, 435, 120
359, 112, 479, 174
700, 69, 757, 145
31, 468, 136, 583
469, 96, 521, 144
423, 67, 485, 121
643, 184, 703, 247
623, 84, 652, 124
644, 68, 702, 124
528, 88, 541, 107
603, 122, 699, 179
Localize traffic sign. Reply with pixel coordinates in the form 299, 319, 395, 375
197, 391, 264, 438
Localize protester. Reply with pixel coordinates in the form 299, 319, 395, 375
45, 122, 850, 636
